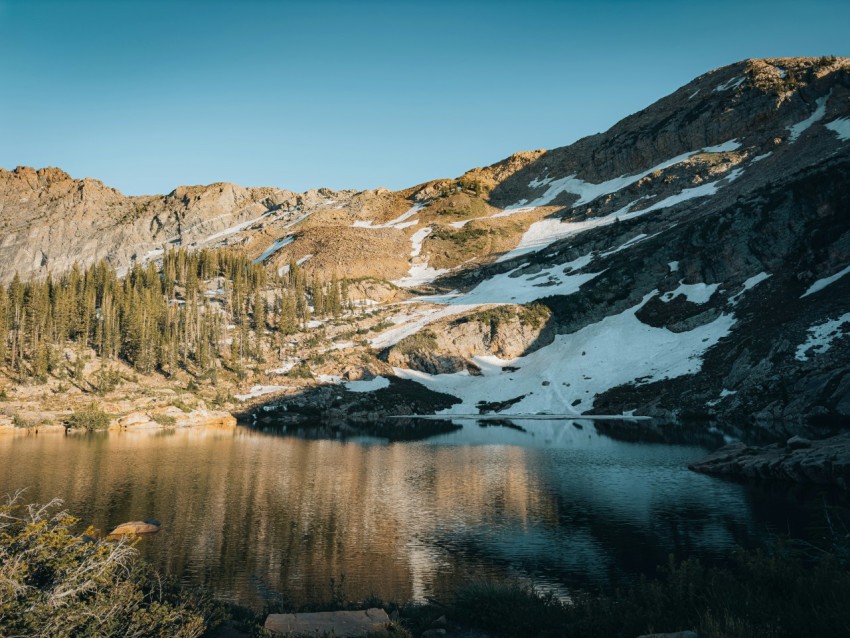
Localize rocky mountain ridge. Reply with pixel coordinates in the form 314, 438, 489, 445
2, 56, 849, 432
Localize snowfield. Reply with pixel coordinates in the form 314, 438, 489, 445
714, 76, 745, 92
501, 139, 741, 214
492, 159, 743, 262
394, 291, 736, 416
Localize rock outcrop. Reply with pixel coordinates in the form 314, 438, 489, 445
689, 433, 850, 488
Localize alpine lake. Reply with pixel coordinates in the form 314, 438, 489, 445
1, 417, 845, 609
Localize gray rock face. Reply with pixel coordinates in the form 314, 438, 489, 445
405, 56, 850, 426
264, 608, 390, 637
0, 167, 367, 283
689, 433, 850, 488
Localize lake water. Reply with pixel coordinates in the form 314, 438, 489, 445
0, 420, 841, 609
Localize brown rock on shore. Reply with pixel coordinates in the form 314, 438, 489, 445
108, 520, 161, 536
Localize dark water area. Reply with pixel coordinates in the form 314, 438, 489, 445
0, 419, 845, 609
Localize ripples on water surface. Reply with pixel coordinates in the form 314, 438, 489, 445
0, 420, 840, 608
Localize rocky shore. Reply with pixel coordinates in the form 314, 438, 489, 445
689, 432, 850, 489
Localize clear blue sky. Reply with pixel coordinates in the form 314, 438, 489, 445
2, 0, 849, 195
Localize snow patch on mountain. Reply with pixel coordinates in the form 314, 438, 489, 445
728, 272, 771, 305
344, 376, 391, 393
234, 385, 289, 401
491, 160, 744, 262
353, 203, 424, 229
801, 263, 850, 298
714, 76, 745, 92
500, 140, 741, 214
254, 236, 295, 264
392, 226, 451, 288
200, 211, 274, 245
425, 257, 599, 307
394, 292, 737, 415
661, 281, 720, 304
376, 254, 599, 347
787, 93, 830, 142
370, 304, 481, 349
825, 117, 850, 141
795, 313, 850, 362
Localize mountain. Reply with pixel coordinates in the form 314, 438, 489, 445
2, 56, 849, 433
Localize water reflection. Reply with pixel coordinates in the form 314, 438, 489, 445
0, 421, 838, 608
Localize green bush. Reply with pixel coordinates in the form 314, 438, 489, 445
0, 495, 220, 637
394, 330, 438, 355
471, 303, 551, 330
151, 413, 177, 427
11, 413, 37, 429
288, 363, 313, 379
172, 398, 193, 413
96, 365, 122, 395
64, 403, 111, 431
429, 225, 488, 243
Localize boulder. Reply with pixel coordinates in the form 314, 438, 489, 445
117, 412, 157, 430
264, 608, 390, 637
108, 519, 161, 536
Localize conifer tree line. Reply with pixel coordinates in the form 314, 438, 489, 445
0, 248, 351, 383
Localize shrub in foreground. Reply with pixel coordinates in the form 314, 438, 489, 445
0, 495, 220, 638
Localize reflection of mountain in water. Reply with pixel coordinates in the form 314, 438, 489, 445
252, 417, 462, 442
0, 424, 839, 609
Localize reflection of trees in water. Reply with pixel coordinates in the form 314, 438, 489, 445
253, 417, 461, 442
0, 426, 836, 610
